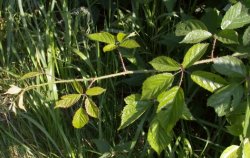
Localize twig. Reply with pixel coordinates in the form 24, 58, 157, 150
118, 50, 127, 72
179, 65, 184, 87
210, 38, 217, 60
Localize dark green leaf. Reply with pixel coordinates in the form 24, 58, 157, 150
141, 73, 174, 100
207, 83, 244, 116
147, 119, 172, 155
87, 32, 115, 44
175, 19, 207, 36
149, 56, 180, 71
72, 107, 89, 128
213, 56, 247, 77
119, 39, 140, 49
119, 94, 151, 130
156, 86, 185, 131
182, 43, 209, 68
181, 104, 194, 120
201, 8, 222, 33
163, 0, 177, 12
55, 94, 82, 108
180, 30, 212, 44
85, 98, 99, 118
243, 26, 250, 46
215, 29, 239, 44
221, 2, 250, 29
86, 87, 106, 96
191, 71, 228, 92
93, 139, 112, 153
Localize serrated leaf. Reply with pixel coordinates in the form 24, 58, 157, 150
72, 81, 84, 94
213, 56, 247, 77
220, 145, 241, 158
147, 119, 172, 155
103, 44, 118, 52
55, 94, 82, 108
207, 83, 244, 116
243, 26, 250, 46
18, 92, 26, 111
4, 85, 22, 95
72, 107, 89, 128
141, 73, 174, 100
117, 32, 127, 42
20, 72, 43, 80
149, 56, 180, 71
118, 94, 151, 130
175, 19, 208, 36
86, 87, 106, 96
119, 39, 140, 48
191, 71, 228, 92
87, 32, 115, 44
85, 97, 99, 118
182, 43, 209, 68
180, 30, 212, 44
156, 86, 185, 131
215, 29, 239, 44
221, 2, 250, 30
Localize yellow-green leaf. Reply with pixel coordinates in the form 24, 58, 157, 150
180, 30, 212, 44
117, 32, 127, 42
55, 94, 82, 108
87, 32, 115, 44
103, 44, 118, 52
72, 107, 89, 128
85, 97, 99, 118
86, 87, 106, 96
149, 56, 180, 72
220, 145, 241, 158
20, 71, 43, 80
119, 39, 140, 48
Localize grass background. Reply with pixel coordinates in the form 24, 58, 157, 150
0, 0, 237, 157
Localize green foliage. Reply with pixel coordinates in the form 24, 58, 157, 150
72, 107, 89, 129
55, 94, 82, 108
149, 56, 180, 71
215, 29, 239, 44
180, 30, 212, 44
86, 87, 106, 96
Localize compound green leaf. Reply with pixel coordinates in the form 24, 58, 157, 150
55, 94, 82, 108
180, 30, 212, 44
85, 98, 99, 118
20, 72, 43, 80
72, 107, 89, 128
86, 87, 106, 96
175, 19, 207, 36
103, 44, 118, 52
243, 26, 250, 46
149, 56, 180, 71
87, 32, 115, 44
220, 145, 241, 158
215, 29, 239, 44
221, 2, 250, 30
117, 32, 127, 42
191, 71, 228, 92
119, 39, 140, 48
213, 56, 247, 78
182, 43, 209, 68
141, 73, 174, 100
207, 83, 244, 116
147, 119, 172, 155
156, 86, 185, 131
118, 94, 151, 130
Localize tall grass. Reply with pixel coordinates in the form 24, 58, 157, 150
0, 0, 236, 157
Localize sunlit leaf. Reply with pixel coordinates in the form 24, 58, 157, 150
55, 94, 82, 108
72, 107, 89, 128
119, 39, 140, 48
181, 104, 194, 120
243, 138, 250, 157
103, 44, 118, 52
215, 29, 239, 44
180, 30, 212, 44
149, 56, 180, 71
141, 73, 174, 100
4, 85, 22, 95
220, 145, 241, 158
20, 71, 43, 80
243, 26, 250, 46
207, 83, 244, 116
86, 87, 106, 96
175, 19, 207, 36
118, 94, 151, 130
213, 56, 247, 77
191, 71, 228, 92
182, 43, 209, 68
87, 32, 115, 44
117, 32, 127, 42
221, 2, 250, 29
147, 119, 172, 155
85, 97, 99, 118
72, 81, 84, 94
